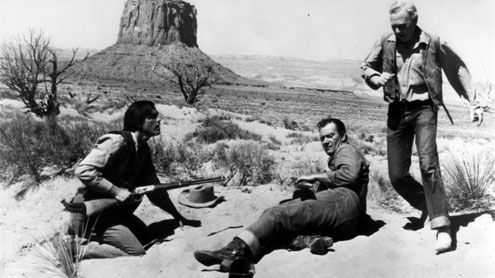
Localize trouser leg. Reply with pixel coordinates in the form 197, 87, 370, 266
244, 188, 360, 255
414, 107, 450, 229
100, 214, 149, 256
387, 106, 426, 210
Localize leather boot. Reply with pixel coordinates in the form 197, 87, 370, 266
289, 235, 333, 255
194, 237, 252, 268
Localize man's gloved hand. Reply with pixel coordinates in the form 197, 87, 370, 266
469, 105, 483, 126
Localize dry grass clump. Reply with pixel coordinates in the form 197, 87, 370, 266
275, 156, 327, 187
442, 149, 495, 212
184, 115, 262, 144
213, 141, 276, 186
368, 168, 407, 213
283, 116, 300, 130
285, 132, 319, 145
0, 112, 121, 198
349, 132, 387, 157
149, 137, 212, 179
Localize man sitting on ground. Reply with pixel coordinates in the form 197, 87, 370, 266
194, 117, 370, 271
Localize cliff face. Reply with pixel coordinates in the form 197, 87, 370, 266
117, 0, 198, 47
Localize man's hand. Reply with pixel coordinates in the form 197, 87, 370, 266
370, 72, 395, 87
469, 106, 484, 126
296, 175, 317, 188
178, 218, 201, 230
114, 188, 132, 203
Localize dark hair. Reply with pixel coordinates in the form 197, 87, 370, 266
316, 116, 347, 137
123, 100, 157, 132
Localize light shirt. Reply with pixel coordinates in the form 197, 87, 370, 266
394, 31, 430, 102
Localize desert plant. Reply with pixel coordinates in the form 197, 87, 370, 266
154, 57, 217, 106
283, 117, 299, 130
0, 113, 121, 196
149, 137, 212, 179
275, 157, 327, 187
0, 30, 87, 122
185, 116, 262, 144
213, 141, 276, 186
442, 149, 495, 212
368, 168, 406, 213
286, 132, 318, 145
16, 233, 84, 278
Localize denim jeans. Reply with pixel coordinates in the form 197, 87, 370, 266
387, 102, 450, 229
70, 211, 150, 257
245, 187, 361, 251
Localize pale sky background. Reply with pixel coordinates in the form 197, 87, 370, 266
1, 0, 494, 82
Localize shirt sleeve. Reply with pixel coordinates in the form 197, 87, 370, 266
326, 146, 363, 189
74, 134, 124, 195
439, 41, 478, 106
361, 38, 384, 90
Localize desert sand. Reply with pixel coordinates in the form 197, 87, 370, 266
2, 179, 494, 278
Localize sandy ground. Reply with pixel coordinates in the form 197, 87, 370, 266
3, 182, 494, 278
1, 100, 494, 278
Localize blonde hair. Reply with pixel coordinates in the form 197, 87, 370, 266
389, 1, 418, 23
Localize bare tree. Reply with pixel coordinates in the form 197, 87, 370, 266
0, 30, 87, 123
155, 59, 217, 106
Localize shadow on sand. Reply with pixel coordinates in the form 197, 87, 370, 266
144, 219, 180, 249
257, 213, 386, 262
449, 210, 495, 251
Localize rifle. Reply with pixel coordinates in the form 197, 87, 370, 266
61, 176, 225, 217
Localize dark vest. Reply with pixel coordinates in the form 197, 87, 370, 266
380, 29, 443, 105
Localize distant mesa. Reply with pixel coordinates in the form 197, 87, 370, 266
74, 0, 259, 86
117, 0, 198, 47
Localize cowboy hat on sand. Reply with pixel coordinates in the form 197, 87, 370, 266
178, 184, 223, 208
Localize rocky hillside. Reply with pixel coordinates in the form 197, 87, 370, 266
73, 0, 259, 86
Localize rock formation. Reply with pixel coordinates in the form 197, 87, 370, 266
117, 0, 198, 47
74, 0, 261, 87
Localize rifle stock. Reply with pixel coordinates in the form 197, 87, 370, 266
62, 176, 225, 217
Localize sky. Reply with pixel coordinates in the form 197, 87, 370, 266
1, 0, 494, 82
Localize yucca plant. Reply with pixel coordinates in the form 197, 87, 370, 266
9, 233, 85, 278
442, 149, 495, 212
10, 215, 97, 278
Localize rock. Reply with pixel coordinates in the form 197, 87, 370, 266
117, 0, 198, 47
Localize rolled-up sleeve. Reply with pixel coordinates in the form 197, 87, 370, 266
361, 38, 384, 90
326, 147, 363, 189
75, 134, 124, 195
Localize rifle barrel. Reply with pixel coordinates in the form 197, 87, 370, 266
153, 176, 224, 190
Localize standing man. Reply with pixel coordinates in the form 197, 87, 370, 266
194, 117, 369, 272
361, 1, 483, 254
70, 100, 200, 259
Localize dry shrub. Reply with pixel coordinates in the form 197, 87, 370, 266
0, 112, 121, 197
286, 132, 318, 145
185, 115, 261, 144
213, 141, 276, 186
348, 132, 387, 157
283, 116, 299, 130
275, 157, 327, 187
368, 168, 407, 213
149, 137, 212, 179
443, 149, 495, 212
